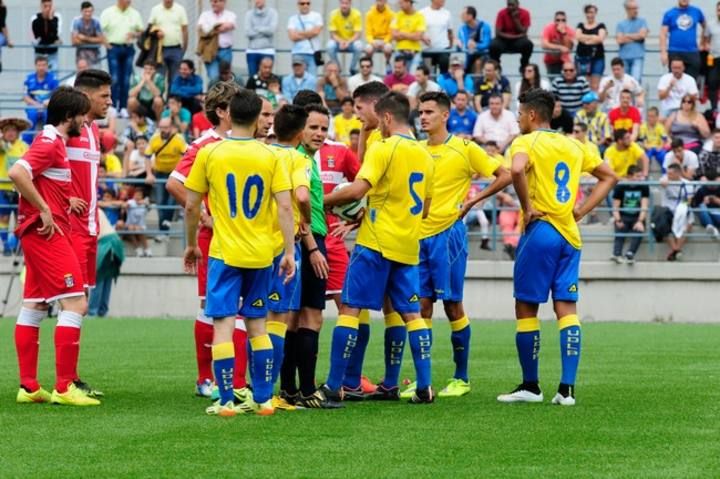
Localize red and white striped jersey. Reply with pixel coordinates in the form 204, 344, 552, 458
67, 122, 101, 236
316, 139, 360, 226
171, 129, 223, 220
15, 125, 72, 237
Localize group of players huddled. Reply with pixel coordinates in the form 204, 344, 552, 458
9, 66, 617, 414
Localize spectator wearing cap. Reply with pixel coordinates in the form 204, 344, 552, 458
599, 57, 644, 112
287, 0, 324, 76
391, 0, 426, 71
541, 11, 575, 77
384, 56, 415, 92
169, 59, 204, 115
420, 0, 453, 74
447, 91, 476, 139
551, 61, 590, 116
408, 64, 441, 107
347, 56, 382, 94
473, 93, 519, 152
473, 59, 511, 111
71, 1, 105, 65
609, 89, 642, 142
660, 0, 705, 79
437, 54, 474, 98
363, 0, 395, 72
246, 56, 278, 97
575, 91, 612, 152
615, 0, 648, 83
148, 0, 189, 83
197, 0, 237, 82
282, 56, 317, 102
245, 0, 278, 78
489, 0, 533, 70
456, 6, 491, 73
327, 0, 364, 75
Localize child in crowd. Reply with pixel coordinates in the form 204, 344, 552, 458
125, 135, 153, 197
98, 189, 124, 229
640, 106, 670, 171
125, 189, 151, 257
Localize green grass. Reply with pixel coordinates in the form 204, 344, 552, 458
0, 319, 718, 478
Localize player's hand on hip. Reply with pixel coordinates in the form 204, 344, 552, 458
279, 253, 296, 284
309, 250, 329, 280
68, 197, 88, 214
183, 246, 202, 274
572, 206, 584, 223
458, 201, 476, 220
523, 207, 546, 228
37, 210, 62, 239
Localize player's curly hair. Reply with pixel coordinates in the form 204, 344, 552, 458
205, 81, 242, 126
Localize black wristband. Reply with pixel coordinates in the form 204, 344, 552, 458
308, 247, 319, 255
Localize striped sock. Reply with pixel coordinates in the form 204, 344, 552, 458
249, 334, 274, 404
450, 316, 471, 382
266, 321, 287, 385
212, 342, 235, 404
383, 312, 406, 388
407, 318, 432, 390
558, 315, 582, 386
326, 315, 359, 391
516, 317, 541, 384
344, 309, 370, 389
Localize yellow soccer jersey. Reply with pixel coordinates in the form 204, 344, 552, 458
366, 128, 383, 148
333, 114, 363, 145
639, 122, 667, 149
185, 138, 291, 268
391, 11, 426, 52
356, 134, 434, 265
329, 8, 363, 41
509, 130, 602, 249
270, 145, 311, 255
604, 141, 645, 176
421, 135, 500, 238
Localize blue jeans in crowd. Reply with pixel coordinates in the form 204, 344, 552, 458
326, 40, 363, 74
622, 58, 644, 83
205, 47, 233, 82
89, 277, 113, 317
107, 44, 135, 110
697, 204, 720, 229
153, 171, 176, 232
246, 53, 274, 78
162, 46, 184, 84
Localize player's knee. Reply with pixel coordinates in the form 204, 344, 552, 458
443, 301, 464, 321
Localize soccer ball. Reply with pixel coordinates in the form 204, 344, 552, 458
331, 182, 367, 222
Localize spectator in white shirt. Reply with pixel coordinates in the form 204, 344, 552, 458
347, 56, 382, 94
408, 64, 441, 108
598, 57, 644, 111
287, 0, 324, 76
664, 138, 699, 179
245, 0, 278, 78
197, 0, 237, 82
657, 57, 699, 118
420, 0, 453, 74
473, 93, 520, 151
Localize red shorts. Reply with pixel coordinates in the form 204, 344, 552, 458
70, 231, 98, 288
197, 227, 212, 299
21, 230, 85, 303
325, 233, 349, 295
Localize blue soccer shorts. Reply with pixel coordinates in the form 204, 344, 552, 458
267, 245, 302, 314
419, 220, 468, 302
205, 257, 272, 319
341, 245, 421, 314
513, 220, 581, 304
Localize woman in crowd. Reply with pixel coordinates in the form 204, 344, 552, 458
575, 4, 607, 92
513, 63, 551, 111
665, 94, 710, 155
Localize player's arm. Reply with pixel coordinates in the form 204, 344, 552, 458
460, 165, 512, 218
295, 185, 311, 224
511, 151, 543, 226
574, 162, 618, 222
8, 162, 60, 238
183, 188, 202, 273
274, 190, 297, 283
166, 176, 187, 207
324, 178, 371, 208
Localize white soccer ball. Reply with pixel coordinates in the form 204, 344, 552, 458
331, 182, 367, 222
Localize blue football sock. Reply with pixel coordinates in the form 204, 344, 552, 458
266, 321, 287, 386
407, 318, 432, 390
249, 335, 274, 404
450, 316, 471, 382
558, 315, 582, 386
343, 310, 370, 389
211, 342, 235, 405
383, 312, 406, 388
326, 315, 359, 391
516, 317, 540, 384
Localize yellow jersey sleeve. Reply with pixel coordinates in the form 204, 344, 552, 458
291, 149, 311, 192
357, 140, 389, 186
581, 142, 603, 174
509, 135, 531, 168
630, 142, 645, 160
468, 141, 501, 177
184, 144, 211, 194
270, 151, 292, 195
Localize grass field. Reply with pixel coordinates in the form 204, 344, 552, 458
0, 318, 718, 478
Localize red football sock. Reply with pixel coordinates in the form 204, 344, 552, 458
55, 326, 80, 393
15, 325, 40, 392
233, 324, 248, 389
194, 319, 214, 383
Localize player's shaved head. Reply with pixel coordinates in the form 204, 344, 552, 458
418, 91, 451, 111
374, 91, 410, 124
230, 89, 262, 127
274, 104, 308, 142
205, 81, 241, 126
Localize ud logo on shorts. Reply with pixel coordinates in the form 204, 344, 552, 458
268, 292, 281, 302
64, 274, 74, 288
252, 298, 265, 307
568, 284, 578, 293
409, 294, 419, 303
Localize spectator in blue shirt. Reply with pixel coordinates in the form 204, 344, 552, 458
447, 91, 477, 139
161, 95, 192, 136
438, 54, 474, 98
282, 56, 318, 103
23, 56, 58, 139
615, 0, 648, 83
456, 6, 491, 73
169, 59, 204, 114
660, 0, 706, 79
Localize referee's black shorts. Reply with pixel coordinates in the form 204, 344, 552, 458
300, 234, 327, 310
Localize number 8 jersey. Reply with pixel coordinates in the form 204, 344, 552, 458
509, 129, 602, 249
185, 137, 291, 269
356, 134, 434, 265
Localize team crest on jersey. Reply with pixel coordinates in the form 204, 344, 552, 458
327, 156, 335, 168
64, 274, 75, 288
252, 298, 265, 308
409, 294, 419, 303
268, 292, 281, 302
568, 284, 578, 293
